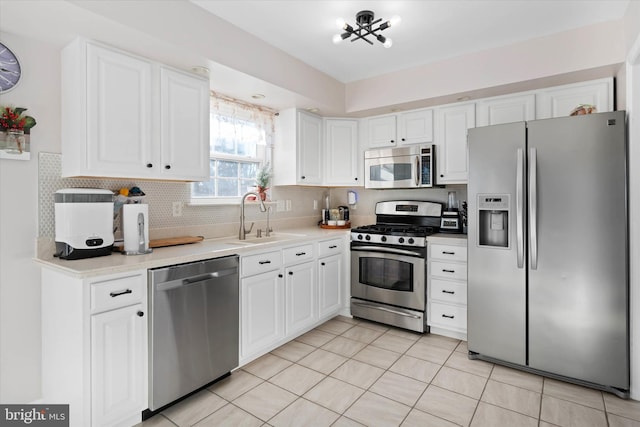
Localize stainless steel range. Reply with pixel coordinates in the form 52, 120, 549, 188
350, 200, 442, 333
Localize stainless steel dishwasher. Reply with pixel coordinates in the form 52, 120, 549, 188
148, 255, 239, 411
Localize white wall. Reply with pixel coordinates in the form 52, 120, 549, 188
0, 32, 61, 402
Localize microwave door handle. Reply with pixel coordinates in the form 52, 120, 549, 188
415, 156, 420, 187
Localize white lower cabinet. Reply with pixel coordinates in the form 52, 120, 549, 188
41, 268, 148, 427
318, 254, 342, 318
239, 235, 347, 366
91, 304, 146, 427
285, 261, 317, 335
427, 236, 468, 340
241, 269, 285, 359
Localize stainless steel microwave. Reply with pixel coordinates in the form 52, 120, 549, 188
364, 144, 435, 189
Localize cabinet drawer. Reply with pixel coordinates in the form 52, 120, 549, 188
283, 244, 314, 265
431, 261, 467, 281
91, 273, 145, 313
430, 302, 467, 331
430, 243, 467, 262
242, 250, 282, 277
318, 238, 344, 257
431, 279, 467, 305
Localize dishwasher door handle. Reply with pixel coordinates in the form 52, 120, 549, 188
155, 268, 237, 292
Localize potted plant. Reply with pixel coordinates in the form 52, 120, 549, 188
0, 106, 37, 154
255, 163, 272, 201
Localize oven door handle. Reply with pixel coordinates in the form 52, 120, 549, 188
351, 300, 422, 319
350, 245, 422, 257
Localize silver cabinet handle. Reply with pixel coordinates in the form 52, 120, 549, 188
516, 148, 525, 269
529, 147, 538, 270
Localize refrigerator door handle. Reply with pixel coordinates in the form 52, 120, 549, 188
516, 148, 524, 269
529, 147, 538, 270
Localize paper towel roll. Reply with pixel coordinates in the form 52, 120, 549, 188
122, 204, 151, 255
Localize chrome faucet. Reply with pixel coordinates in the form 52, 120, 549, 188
239, 192, 267, 240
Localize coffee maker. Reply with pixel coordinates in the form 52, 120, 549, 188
440, 191, 463, 233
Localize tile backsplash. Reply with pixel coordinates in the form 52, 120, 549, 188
38, 152, 325, 240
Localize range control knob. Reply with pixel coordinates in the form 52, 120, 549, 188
357, 234, 363, 240
381, 236, 387, 242
408, 238, 415, 244
398, 237, 405, 244
365, 235, 371, 241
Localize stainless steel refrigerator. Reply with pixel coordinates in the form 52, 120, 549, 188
467, 111, 629, 397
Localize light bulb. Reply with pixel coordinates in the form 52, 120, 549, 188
389, 15, 402, 26
383, 38, 393, 48
332, 34, 343, 44
336, 18, 346, 29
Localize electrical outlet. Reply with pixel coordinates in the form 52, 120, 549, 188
172, 201, 182, 217
313, 200, 318, 210
286, 200, 292, 211
276, 200, 285, 212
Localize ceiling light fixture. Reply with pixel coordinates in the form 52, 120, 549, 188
332, 10, 401, 48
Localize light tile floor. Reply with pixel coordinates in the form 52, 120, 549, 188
139, 316, 640, 427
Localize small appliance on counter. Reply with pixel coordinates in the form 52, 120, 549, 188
121, 204, 152, 255
54, 188, 114, 260
440, 191, 462, 233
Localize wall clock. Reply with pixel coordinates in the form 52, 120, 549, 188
0, 42, 21, 93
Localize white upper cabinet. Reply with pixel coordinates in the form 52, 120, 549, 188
273, 109, 323, 186
398, 108, 434, 145
476, 93, 536, 127
367, 115, 397, 148
159, 67, 210, 180
61, 38, 209, 181
324, 119, 360, 186
535, 78, 613, 119
366, 109, 433, 149
434, 103, 475, 184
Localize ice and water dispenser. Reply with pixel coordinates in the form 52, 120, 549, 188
477, 195, 510, 248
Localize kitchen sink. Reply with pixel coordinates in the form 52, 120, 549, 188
208, 232, 307, 249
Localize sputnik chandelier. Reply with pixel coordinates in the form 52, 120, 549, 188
332, 10, 401, 48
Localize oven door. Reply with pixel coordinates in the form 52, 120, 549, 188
364, 154, 420, 189
351, 245, 425, 311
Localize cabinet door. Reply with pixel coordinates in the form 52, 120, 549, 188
318, 255, 342, 319
325, 119, 359, 185
86, 44, 155, 177
368, 115, 397, 148
91, 304, 146, 427
398, 109, 433, 145
285, 262, 317, 335
297, 112, 323, 184
160, 67, 210, 181
535, 78, 613, 119
476, 94, 535, 127
435, 103, 475, 184
241, 270, 284, 359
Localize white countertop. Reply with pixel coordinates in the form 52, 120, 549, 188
427, 233, 468, 244
35, 227, 350, 279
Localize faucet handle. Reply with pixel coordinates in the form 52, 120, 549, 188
257, 229, 262, 238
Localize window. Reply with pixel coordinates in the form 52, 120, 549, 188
191, 95, 275, 203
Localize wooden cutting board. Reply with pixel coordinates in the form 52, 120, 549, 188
114, 236, 204, 252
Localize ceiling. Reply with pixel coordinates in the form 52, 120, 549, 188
191, 0, 631, 84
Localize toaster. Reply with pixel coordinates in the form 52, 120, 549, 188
54, 188, 114, 260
